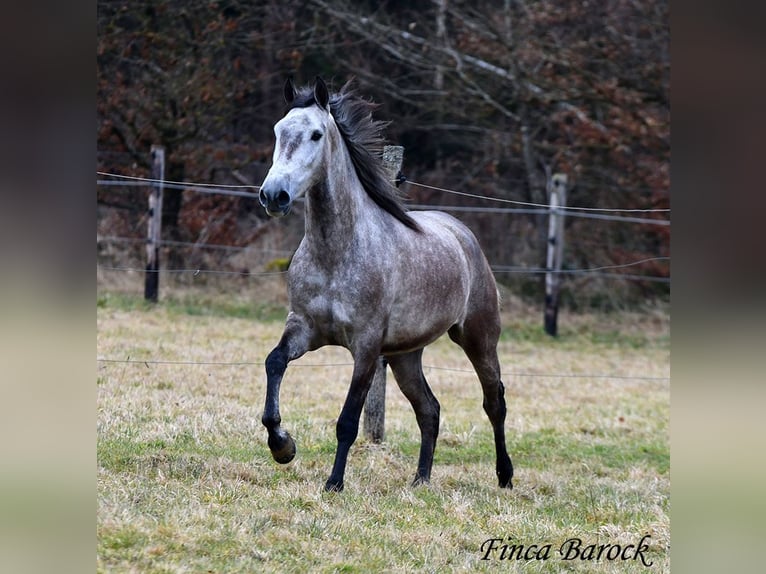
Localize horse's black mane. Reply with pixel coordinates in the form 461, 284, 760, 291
289, 81, 421, 232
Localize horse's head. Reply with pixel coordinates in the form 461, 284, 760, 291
259, 76, 333, 217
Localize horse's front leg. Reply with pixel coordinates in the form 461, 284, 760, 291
262, 314, 311, 464
325, 350, 380, 492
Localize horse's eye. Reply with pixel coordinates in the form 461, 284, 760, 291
310, 130, 323, 141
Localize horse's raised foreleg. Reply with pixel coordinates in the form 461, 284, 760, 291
387, 349, 440, 487
262, 314, 311, 464
324, 350, 380, 492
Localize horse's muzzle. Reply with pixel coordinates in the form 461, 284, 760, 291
259, 187, 292, 217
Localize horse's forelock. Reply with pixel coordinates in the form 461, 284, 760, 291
288, 86, 317, 110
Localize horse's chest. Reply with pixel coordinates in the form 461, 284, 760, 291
289, 266, 372, 341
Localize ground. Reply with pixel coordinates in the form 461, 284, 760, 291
97, 284, 669, 573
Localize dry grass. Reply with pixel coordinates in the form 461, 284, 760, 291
97, 285, 669, 573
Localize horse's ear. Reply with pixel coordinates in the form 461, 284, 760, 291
314, 76, 329, 110
283, 77, 296, 105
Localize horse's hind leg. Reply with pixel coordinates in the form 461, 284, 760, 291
387, 349, 440, 486
449, 323, 514, 489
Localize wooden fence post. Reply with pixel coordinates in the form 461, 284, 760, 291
544, 173, 567, 336
362, 145, 404, 443
144, 145, 165, 302
364, 357, 388, 443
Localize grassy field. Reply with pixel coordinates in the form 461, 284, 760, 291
97, 286, 669, 573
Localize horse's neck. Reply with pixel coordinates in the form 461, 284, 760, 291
304, 155, 372, 258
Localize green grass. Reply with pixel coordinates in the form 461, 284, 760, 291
500, 319, 669, 351
97, 290, 288, 322
97, 289, 669, 572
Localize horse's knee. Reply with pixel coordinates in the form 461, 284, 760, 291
265, 347, 288, 377
335, 414, 360, 446
483, 390, 506, 417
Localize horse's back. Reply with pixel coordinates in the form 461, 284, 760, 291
410, 210, 496, 284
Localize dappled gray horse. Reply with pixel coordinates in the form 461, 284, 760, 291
258, 76, 513, 492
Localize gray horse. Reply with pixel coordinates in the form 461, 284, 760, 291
258, 77, 513, 492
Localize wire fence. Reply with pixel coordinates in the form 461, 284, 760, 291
97, 170, 669, 382
96, 357, 669, 382
96, 255, 670, 283
97, 172, 671, 220
96, 170, 670, 284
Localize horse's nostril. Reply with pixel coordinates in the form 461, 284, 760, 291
277, 190, 291, 207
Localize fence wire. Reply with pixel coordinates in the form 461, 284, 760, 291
97, 171, 671, 220
96, 171, 670, 283
96, 357, 669, 382
97, 169, 669, 382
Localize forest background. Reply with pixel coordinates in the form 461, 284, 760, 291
96, 0, 669, 309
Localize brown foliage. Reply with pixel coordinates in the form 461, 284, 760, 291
97, 0, 669, 307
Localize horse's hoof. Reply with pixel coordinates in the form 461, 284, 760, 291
268, 432, 296, 464
498, 463, 513, 489
324, 479, 344, 493
411, 475, 430, 488
499, 477, 513, 489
